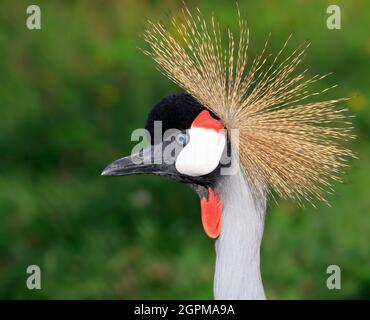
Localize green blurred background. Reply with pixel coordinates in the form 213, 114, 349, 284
0, 0, 369, 299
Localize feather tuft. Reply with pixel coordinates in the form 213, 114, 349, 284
142, 6, 355, 204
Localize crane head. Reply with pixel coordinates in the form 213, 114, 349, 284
101, 93, 227, 238
102, 5, 355, 237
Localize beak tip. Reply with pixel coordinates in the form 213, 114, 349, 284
101, 168, 110, 176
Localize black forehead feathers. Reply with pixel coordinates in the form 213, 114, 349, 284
145, 93, 206, 138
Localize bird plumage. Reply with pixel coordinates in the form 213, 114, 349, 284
103, 4, 355, 300
214, 166, 266, 299
143, 6, 355, 204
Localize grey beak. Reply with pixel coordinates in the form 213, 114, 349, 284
101, 144, 174, 177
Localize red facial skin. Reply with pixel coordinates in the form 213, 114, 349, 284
191, 110, 224, 238
191, 110, 224, 132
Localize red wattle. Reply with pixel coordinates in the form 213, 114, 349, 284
200, 187, 222, 238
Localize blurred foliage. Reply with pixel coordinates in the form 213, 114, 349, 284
0, 0, 369, 299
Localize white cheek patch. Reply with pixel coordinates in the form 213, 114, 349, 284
175, 128, 226, 177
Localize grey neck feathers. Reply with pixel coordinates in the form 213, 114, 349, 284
214, 168, 266, 300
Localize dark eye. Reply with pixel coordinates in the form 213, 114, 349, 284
176, 132, 189, 146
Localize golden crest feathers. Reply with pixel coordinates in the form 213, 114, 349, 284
143, 6, 355, 204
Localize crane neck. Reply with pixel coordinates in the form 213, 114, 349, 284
213, 168, 266, 300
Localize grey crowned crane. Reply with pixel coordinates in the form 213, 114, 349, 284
101, 7, 354, 299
